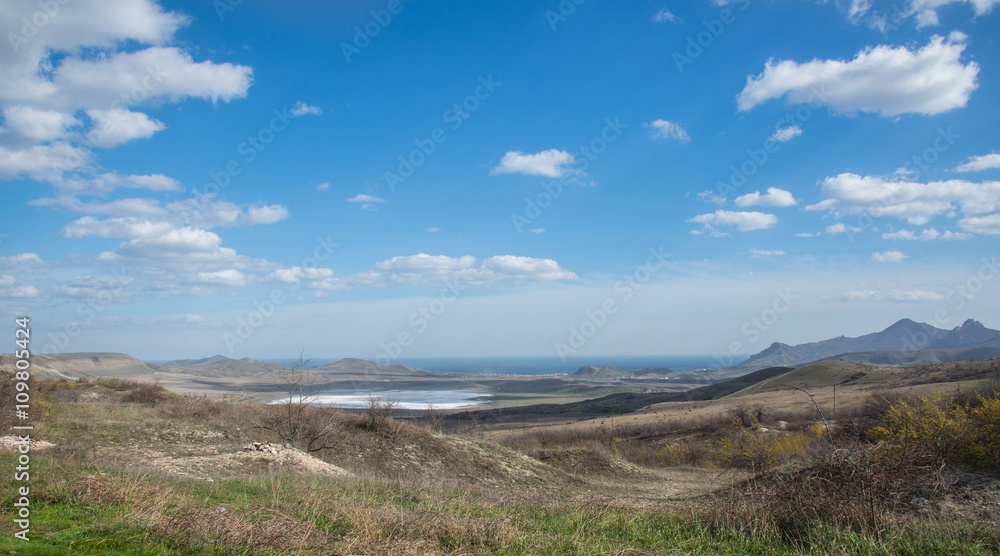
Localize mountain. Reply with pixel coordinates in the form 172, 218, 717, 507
740, 318, 1000, 369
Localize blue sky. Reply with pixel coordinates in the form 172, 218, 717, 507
1, 0, 999, 363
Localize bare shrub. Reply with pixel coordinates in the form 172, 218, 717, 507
121, 381, 172, 406
421, 403, 444, 432
364, 397, 398, 433
253, 353, 346, 452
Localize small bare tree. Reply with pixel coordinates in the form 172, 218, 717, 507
365, 396, 398, 432
255, 351, 344, 452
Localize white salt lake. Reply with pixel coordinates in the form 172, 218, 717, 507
271, 390, 493, 410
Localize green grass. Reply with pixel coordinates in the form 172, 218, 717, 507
3, 453, 998, 555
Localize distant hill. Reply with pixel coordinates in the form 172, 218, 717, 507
165, 355, 252, 367
17, 353, 168, 380
315, 358, 441, 377
739, 318, 1000, 369
571, 364, 673, 379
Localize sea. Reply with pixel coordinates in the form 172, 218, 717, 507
257, 355, 726, 376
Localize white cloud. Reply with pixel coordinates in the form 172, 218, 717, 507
697, 190, 727, 206
954, 153, 1000, 173
1, 106, 80, 141
0, 142, 89, 181
531, 228, 545, 233
749, 249, 786, 256
197, 269, 247, 287
425, 227, 441, 233
735, 187, 797, 207
958, 213, 1000, 235
316, 182, 330, 192
737, 35, 979, 117
0, 253, 49, 273
491, 149, 575, 178
0, 0, 253, 195
769, 125, 802, 143
85, 108, 165, 147
807, 172, 1000, 230
269, 267, 334, 284
290, 101, 322, 117
794, 232, 820, 237
245, 205, 289, 225
480, 255, 577, 281
347, 193, 385, 211
645, 119, 691, 142
376, 254, 477, 275
654, 7, 682, 23
838, 289, 944, 302
35, 196, 167, 217
907, 1, 1000, 29
688, 210, 778, 233
362, 253, 577, 286
847, 0, 872, 23
50, 46, 252, 108
826, 223, 848, 234
0, 285, 40, 298
44, 172, 182, 196
872, 250, 908, 263
882, 228, 971, 240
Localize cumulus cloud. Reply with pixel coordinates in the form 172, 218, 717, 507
347, 194, 386, 211
737, 35, 979, 116
806, 172, 1000, 232
376, 254, 477, 275
0, 253, 50, 273
735, 187, 797, 208
290, 101, 322, 117
85, 108, 165, 147
958, 213, 1000, 235
688, 210, 778, 233
269, 267, 334, 284
1, 106, 80, 141
954, 153, 1000, 173
491, 149, 575, 178
769, 125, 802, 143
196, 269, 247, 287
882, 228, 971, 240
245, 205, 289, 225
645, 119, 691, 142
0, 0, 253, 191
872, 250, 907, 263
480, 255, 578, 281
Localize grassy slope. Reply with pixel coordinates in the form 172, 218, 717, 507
3, 455, 997, 555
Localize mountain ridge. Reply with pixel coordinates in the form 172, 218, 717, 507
739, 318, 1000, 369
